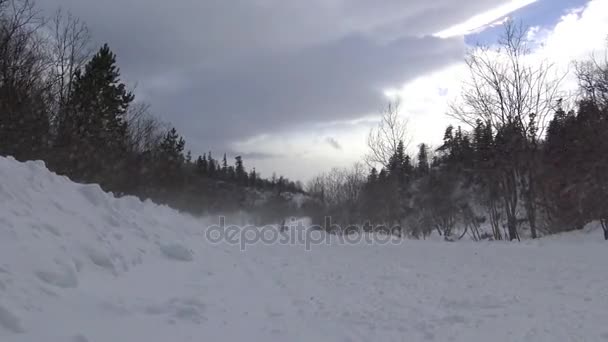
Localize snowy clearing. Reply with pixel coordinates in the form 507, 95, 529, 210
0, 156, 607, 342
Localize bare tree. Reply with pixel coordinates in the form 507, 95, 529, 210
306, 163, 367, 229
449, 21, 565, 139
574, 41, 608, 240
0, 0, 50, 160
449, 21, 565, 240
125, 102, 167, 153
365, 100, 412, 169
575, 44, 608, 109
0, 0, 47, 90
48, 8, 91, 120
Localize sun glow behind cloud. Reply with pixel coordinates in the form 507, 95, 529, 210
434, 0, 539, 38
390, 0, 608, 148
232, 0, 608, 180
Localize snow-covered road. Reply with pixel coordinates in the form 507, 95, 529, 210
1, 157, 607, 342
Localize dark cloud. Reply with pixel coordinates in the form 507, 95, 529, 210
325, 137, 342, 150
228, 151, 284, 161
141, 34, 464, 150
38, 0, 513, 155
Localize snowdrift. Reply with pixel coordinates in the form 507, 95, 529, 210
1, 156, 607, 342
0, 157, 214, 340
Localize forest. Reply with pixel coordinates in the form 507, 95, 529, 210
305, 24, 608, 241
1, 0, 607, 240
0, 0, 303, 223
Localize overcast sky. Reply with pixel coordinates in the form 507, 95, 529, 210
39, 0, 608, 181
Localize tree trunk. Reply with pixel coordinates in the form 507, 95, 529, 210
528, 201, 537, 239
601, 218, 608, 241
526, 171, 538, 239
524, 148, 538, 239
507, 214, 519, 241
503, 170, 520, 241
489, 200, 502, 240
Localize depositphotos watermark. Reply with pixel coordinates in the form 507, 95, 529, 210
204, 217, 403, 251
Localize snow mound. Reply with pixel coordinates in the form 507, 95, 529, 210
1, 156, 608, 342
0, 305, 25, 334
0, 157, 211, 340
160, 243, 193, 262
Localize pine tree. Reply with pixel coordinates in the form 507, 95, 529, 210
208, 152, 216, 178
416, 144, 429, 176
439, 125, 454, 155
221, 153, 228, 178
201, 153, 208, 174
227, 165, 236, 180
196, 155, 207, 176
235, 156, 246, 184
368, 168, 378, 183
249, 168, 257, 187
157, 128, 185, 188
56, 43, 134, 186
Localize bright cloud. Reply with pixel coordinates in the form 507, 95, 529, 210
391, 0, 608, 150
435, 0, 539, 38
230, 0, 608, 180
532, 1, 608, 64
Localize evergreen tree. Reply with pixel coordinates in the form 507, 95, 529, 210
368, 168, 378, 183
221, 153, 228, 178
201, 153, 208, 174
249, 168, 257, 187
227, 165, 236, 180
56, 44, 134, 186
439, 125, 454, 157
416, 143, 429, 176
235, 156, 246, 184
208, 152, 216, 178
195, 155, 206, 176
156, 128, 185, 189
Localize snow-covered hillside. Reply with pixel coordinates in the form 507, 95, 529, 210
1, 156, 607, 342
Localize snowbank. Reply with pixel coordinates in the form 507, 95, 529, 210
1, 156, 607, 342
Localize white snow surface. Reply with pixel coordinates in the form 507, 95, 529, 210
1, 156, 608, 342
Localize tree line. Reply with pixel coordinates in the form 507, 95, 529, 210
2, 0, 606, 239
0, 0, 303, 220
306, 22, 608, 241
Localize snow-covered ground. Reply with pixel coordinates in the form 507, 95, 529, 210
1, 156, 607, 342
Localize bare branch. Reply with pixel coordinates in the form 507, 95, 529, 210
448, 20, 565, 140
365, 100, 412, 169
47, 8, 91, 115
125, 102, 168, 153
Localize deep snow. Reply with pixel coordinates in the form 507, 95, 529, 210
0, 156, 607, 342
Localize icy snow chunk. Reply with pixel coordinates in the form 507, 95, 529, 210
39, 223, 62, 237
35, 264, 78, 288
144, 297, 206, 324
85, 248, 115, 272
0, 305, 25, 333
25, 159, 46, 171
160, 243, 193, 262
78, 184, 108, 207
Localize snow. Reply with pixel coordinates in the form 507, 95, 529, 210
159, 243, 194, 262
0, 155, 607, 342
0, 305, 25, 334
